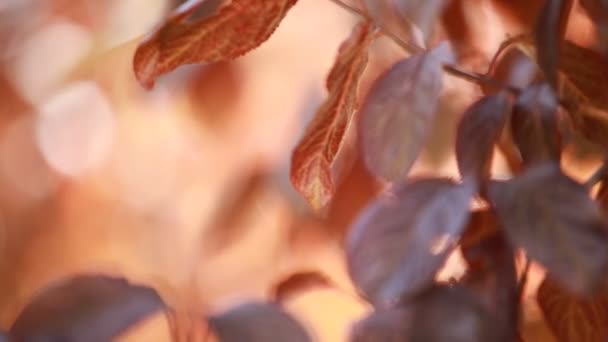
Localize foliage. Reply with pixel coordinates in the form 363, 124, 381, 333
4, 0, 608, 340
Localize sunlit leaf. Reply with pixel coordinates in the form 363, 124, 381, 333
538, 275, 608, 342
534, 0, 571, 89
9, 274, 164, 341
350, 285, 503, 342
133, 0, 298, 88
290, 22, 375, 211
271, 271, 333, 303
208, 302, 311, 342
359, 42, 453, 181
346, 178, 474, 307
580, 0, 608, 51
487, 163, 608, 294
455, 92, 511, 184
510, 83, 561, 165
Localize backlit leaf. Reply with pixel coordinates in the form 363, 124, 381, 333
133, 0, 298, 89
350, 285, 502, 342
290, 22, 375, 211
534, 0, 572, 89
359, 42, 453, 181
538, 275, 608, 342
271, 271, 333, 303
346, 178, 474, 307
510, 83, 561, 165
208, 302, 311, 342
487, 163, 608, 294
393, 0, 450, 45
455, 92, 511, 184
9, 274, 164, 341
580, 0, 608, 52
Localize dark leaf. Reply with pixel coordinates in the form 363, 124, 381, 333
459, 210, 519, 340
350, 285, 504, 342
133, 0, 298, 89
487, 163, 608, 294
455, 92, 511, 184
534, 0, 572, 89
346, 178, 474, 307
510, 83, 561, 165
0, 332, 6, 342
271, 271, 333, 303
359, 42, 453, 181
290, 22, 375, 211
208, 302, 311, 342
538, 275, 608, 342
9, 274, 164, 341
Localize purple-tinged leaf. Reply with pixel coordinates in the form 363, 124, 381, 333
9, 274, 163, 341
456, 92, 511, 185
488, 163, 608, 295
359, 42, 453, 182
511, 83, 561, 165
350, 285, 504, 342
346, 178, 474, 307
482, 48, 540, 95
208, 302, 311, 342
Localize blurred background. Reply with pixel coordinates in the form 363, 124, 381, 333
0, 0, 600, 340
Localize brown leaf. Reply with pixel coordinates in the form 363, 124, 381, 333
510, 83, 561, 165
133, 0, 298, 89
538, 275, 608, 342
359, 42, 453, 181
9, 274, 164, 341
487, 163, 608, 295
534, 0, 572, 89
580, 0, 608, 53
455, 92, 511, 185
350, 285, 504, 342
290, 22, 375, 211
346, 178, 474, 307
271, 271, 333, 303
208, 302, 311, 342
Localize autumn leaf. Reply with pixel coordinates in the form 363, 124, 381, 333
133, 0, 298, 89
346, 178, 474, 307
580, 0, 608, 52
538, 275, 608, 342
359, 42, 453, 181
350, 285, 503, 341
208, 302, 311, 342
534, 0, 572, 89
487, 163, 608, 295
271, 271, 333, 303
510, 83, 561, 165
9, 275, 164, 341
290, 22, 375, 211
455, 92, 511, 185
